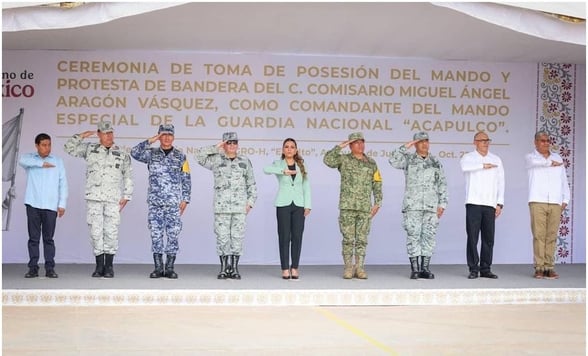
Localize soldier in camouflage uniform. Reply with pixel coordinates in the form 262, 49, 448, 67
131, 124, 191, 279
195, 132, 257, 280
64, 121, 133, 278
389, 131, 448, 280
323, 132, 383, 279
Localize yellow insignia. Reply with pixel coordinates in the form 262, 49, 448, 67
182, 160, 190, 173
373, 169, 382, 182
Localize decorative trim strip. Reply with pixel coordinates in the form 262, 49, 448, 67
3, 288, 585, 306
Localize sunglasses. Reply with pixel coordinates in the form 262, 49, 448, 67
226, 140, 238, 145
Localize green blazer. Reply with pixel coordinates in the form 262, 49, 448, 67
264, 159, 312, 209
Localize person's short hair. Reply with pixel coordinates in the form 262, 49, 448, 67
534, 131, 549, 140
35, 133, 51, 145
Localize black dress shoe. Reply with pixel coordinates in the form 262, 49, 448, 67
480, 271, 498, 279
45, 270, 59, 278
25, 269, 39, 278
467, 271, 478, 279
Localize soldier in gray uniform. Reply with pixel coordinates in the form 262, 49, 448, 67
324, 132, 383, 279
131, 124, 191, 279
64, 121, 133, 278
195, 132, 257, 279
389, 131, 448, 279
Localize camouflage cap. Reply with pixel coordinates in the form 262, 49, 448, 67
158, 124, 175, 135
97, 121, 114, 133
348, 132, 365, 142
413, 131, 429, 141
222, 132, 238, 141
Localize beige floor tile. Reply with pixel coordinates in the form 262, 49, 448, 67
3, 304, 586, 355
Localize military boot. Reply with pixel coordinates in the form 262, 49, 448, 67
217, 255, 229, 279
419, 256, 435, 279
103, 254, 115, 278
150, 253, 164, 278
342, 255, 354, 279
92, 254, 105, 277
409, 257, 420, 279
354, 255, 368, 279
230, 255, 241, 279
165, 254, 178, 279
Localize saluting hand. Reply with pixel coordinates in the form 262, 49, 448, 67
147, 133, 161, 144
79, 130, 95, 139
404, 140, 420, 149
338, 139, 355, 148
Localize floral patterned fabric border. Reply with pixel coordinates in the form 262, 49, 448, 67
537, 63, 576, 263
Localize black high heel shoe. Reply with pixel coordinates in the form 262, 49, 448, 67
290, 268, 299, 280
282, 270, 291, 280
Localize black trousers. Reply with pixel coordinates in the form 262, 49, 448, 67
25, 204, 57, 269
276, 203, 305, 270
465, 204, 495, 273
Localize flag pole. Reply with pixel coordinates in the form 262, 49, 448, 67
4, 108, 24, 231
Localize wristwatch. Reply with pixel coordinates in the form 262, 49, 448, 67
497, 204, 504, 209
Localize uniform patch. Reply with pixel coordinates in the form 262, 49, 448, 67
182, 160, 190, 173
373, 169, 382, 182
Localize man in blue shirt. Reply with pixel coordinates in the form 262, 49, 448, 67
19, 133, 68, 278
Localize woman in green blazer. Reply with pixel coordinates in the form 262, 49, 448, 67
264, 138, 312, 279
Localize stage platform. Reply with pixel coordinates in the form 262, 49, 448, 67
3, 263, 585, 306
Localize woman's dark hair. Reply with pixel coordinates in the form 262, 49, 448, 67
281, 138, 307, 179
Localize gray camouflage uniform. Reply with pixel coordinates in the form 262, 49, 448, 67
195, 140, 257, 256
64, 126, 133, 256
389, 143, 448, 257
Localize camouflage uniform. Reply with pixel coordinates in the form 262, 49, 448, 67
64, 123, 133, 257
130, 125, 191, 256
195, 133, 257, 257
388, 133, 448, 258
323, 132, 383, 278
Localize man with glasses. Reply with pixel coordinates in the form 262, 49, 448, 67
195, 132, 257, 279
460, 131, 504, 279
526, 131, 569, 279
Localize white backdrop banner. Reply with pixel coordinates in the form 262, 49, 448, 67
2, 51, 585, 265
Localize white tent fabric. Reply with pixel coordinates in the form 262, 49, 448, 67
2, 2, 186, 31
433, 2, 585, 45
2, 2, 585, 64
